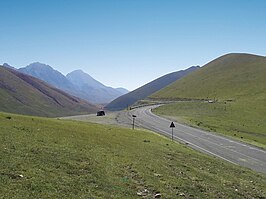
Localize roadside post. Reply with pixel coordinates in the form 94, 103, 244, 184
132, 115, 137, 130
170, 122, 175, 141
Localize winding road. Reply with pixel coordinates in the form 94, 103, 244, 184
117, 105, 266, 174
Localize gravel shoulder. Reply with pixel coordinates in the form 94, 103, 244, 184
59, 111, 132, 128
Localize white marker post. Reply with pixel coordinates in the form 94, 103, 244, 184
132, 115, 136, 130
170, 122, 175, 141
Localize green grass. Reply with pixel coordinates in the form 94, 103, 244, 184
1, 112, 266, 198
150, 53, 266, 148
151, 54, 266, 101
153, 101, 266, 149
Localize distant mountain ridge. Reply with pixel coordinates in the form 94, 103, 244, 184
66, 70, 106, 89
105, 66, 200, 111
14, 62, 128, 104
115, 87, 129, 95
3, 63, 15, 69
19, 62, 77, 93
66, 70, 129, 104
0, 66, 98, 117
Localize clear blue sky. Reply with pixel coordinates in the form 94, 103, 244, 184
1, 0, 266, 90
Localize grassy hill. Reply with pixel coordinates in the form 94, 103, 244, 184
151, 53, 266, 101
1, 112, 265, 198
150, 53, 266, 147
105, 66, 199, 111
0, 66, 98, 117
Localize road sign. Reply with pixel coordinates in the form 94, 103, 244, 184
170, 122, 175, 141
132, 115, 137, 130
170, 122, 175, 128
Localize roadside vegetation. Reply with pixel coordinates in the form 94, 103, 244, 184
1, 112, 265, 198
153, 100, 266, 149
150, 53, 266, 149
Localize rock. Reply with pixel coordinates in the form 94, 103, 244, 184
137, 189, 149, 196
137, 192, 144, 196
154, 193, 161, 198
154, 173, 162, 177
179, 192, 185, 196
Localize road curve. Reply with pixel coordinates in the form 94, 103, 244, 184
117, 105, 266, 174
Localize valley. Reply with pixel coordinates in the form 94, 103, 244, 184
1, 53, 266, 198
2, 1, 266, 198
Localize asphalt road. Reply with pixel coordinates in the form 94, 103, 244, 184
117, 105, 266, 174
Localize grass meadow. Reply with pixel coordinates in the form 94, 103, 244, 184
1, 112, 265, 198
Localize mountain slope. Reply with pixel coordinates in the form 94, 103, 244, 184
115, 87, 129, 94
150, 53, 266, 101
150, 53, 266, 147
19, 62, 77, 94
18, 63, 128, 104
0, 66, 98, 117
66, 70, 106, 90
105, 66, 199, 111
3, 63, 16, 70
66, 70, 127, 104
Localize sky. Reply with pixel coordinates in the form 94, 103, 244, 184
1, 0, 266, 91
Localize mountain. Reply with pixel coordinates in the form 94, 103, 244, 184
105, 66, 200, 111
18, 62, 77, 94
18, 63, 128, 104
115, 87, 129, 94
0, 66, 98, 117
150, 53, 266, 101
66, 69, 105, 90
66, 70, 128, 104
3, 63, 16, 70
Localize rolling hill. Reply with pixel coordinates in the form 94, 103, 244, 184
150, 53, 266, 147
0, 66, 98, 117
105, 66, 199, 111
150, 53, 266, 101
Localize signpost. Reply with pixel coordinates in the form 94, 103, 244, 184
132, 115, 137, 130
170, 122, 175, 141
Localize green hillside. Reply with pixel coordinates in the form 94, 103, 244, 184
0, 66, 98, 117
1, 112, 265, 198
150, 53, 266, 147
151, 53, 266, 101
105, 66, 199, 111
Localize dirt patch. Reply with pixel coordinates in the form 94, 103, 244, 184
60, 111, 131, 127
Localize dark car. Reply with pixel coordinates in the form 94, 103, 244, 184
96, 110, 105, 116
